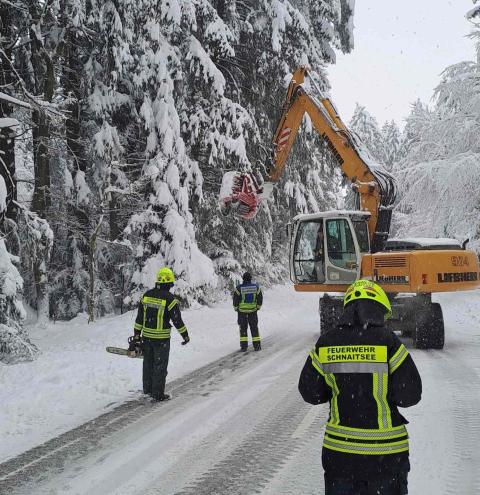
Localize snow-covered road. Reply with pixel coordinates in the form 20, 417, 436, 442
1, 286, 480, 494
408, 291, 480, 494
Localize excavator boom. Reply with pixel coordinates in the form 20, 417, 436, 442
220, 67, 395, 252
268, 67, 396, 252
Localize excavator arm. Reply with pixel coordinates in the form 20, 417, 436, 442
220, 67, 396, 252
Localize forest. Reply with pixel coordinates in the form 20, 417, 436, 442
1, 0, 479, 363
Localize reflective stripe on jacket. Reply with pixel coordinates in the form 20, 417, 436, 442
233, 283, 263, 313
134, 286, 188, 340
298, 302, 421, 479
308, 343, 411, 455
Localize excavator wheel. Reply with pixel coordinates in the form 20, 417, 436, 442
389, 297, 416, 338
413, 302, 445, 350
319, 295, 343, 336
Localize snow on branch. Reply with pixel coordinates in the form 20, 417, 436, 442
187, 37, 226, 96
271, 0, 293, 52
0, 92, 31, 110
467, 5, 480, 21
0, 176, 7, 213
0, 118, 19, 129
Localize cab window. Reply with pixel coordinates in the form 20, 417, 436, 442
293, 221, 321, 282
326, 219, 357, 269
353, 220, 369, 253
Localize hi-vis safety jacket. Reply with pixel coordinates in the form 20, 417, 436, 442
134, 286, 188, 340
298, 303, 422, 479
233, 283, 263, 313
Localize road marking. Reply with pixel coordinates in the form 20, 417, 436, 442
291, 407, 322, 439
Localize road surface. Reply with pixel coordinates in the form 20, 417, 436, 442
1, 291, 479, 494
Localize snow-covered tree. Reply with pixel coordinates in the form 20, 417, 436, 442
349, 103, 386, 164
123, 1, 223, 305
194, 0, 354, 285
393, 16, 480, 252
1, 0, 359, 326
381, 120, 403, 170
0, 177, 37, 363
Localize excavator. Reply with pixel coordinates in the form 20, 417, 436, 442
219, 67, 480, 349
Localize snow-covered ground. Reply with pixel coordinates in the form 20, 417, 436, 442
0, 286, 293, 462
1, 285, 480, 494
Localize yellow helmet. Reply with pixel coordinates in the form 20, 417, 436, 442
344, 279, 392, 319
156, 267, 175, 283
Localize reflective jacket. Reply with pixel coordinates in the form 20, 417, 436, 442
233, 282, 263, 313
298, 300, 422, 479
134, 286, 188, 340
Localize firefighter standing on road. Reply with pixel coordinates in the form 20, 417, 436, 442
132, 267, 190, 401
233, 272, 263, 351
298, 280, 422, 495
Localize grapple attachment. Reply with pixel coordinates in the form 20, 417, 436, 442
219, 171, 263, 219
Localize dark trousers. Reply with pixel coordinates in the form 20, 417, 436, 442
238, 311, 260, 349
142, 338, 170, 399
324, 473, 408, 495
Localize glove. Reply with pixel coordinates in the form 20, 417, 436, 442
181, 335, 190, 346
128, 335, 143, 352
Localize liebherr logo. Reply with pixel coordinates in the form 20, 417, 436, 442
438, 272, 478, 283
374, 274, 409, 284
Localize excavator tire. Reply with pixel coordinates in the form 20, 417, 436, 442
399, 310, 416, 338
389, 298, 415, 337
319, 295, 343, 336
413, 302, 445, 350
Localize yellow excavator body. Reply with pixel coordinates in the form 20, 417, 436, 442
294, 249, 480, 294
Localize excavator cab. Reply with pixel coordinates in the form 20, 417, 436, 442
290, 212, 370, 286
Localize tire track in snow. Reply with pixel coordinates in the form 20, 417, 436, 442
259, 406, 327, 495
172, 381, 314, 495
439, 298, 480, 495
439, 345, 480, 495
411, 323, 480, 494
0, 337, 274, 493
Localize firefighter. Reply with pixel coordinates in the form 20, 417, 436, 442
233, 272, 263, 351
298, 280, 422, 495
132, 267, 190, 401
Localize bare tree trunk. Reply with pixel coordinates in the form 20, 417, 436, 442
27, 1, 57, 322
30, 52, 54, 216
28, 0, 55, 216
0, 4, 17, 225
88, 233, 96, 323
109, 198, 120, 240
63, 18, 85, 174
88, 217, 103, 323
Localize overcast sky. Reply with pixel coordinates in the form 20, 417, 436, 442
327, 0, 478, 128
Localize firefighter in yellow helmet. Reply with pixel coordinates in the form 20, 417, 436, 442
298, 280, 422, 495
132, 267, 190, 401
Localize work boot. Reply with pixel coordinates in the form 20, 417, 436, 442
152, 393, 171, 402
254, 344, 262, 351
